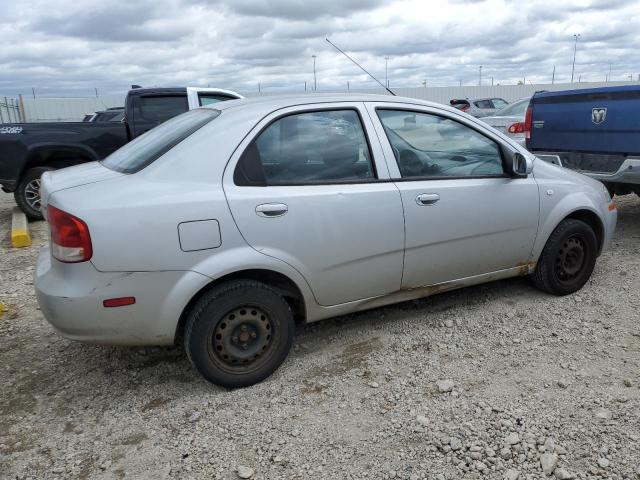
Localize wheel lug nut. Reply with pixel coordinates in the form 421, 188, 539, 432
250, 332, 257, 339
232, 336, 238, 343
242, 343, 248, 350
241, 325, 247, 332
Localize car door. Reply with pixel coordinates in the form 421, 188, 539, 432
366, 103, 539, 289
223, 103, 405, 306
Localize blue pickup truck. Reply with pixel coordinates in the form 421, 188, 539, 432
526, 85, 640, 197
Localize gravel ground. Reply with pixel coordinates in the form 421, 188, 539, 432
1, 190, 639, 480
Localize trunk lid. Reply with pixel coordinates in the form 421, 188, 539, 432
40, 162, 123, 214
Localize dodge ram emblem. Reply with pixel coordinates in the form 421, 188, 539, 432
592, 107, 607, 124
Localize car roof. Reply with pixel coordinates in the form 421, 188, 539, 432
205, 93, 458, 116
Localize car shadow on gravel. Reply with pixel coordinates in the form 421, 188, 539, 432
40, 275, 540, 392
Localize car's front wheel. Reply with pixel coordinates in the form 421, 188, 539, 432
184, 280, 295, 388
14, 167, 53, 221
532, 219, 598, 296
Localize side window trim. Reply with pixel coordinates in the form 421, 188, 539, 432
372, 105, 510, 181
233, 106, 382, 187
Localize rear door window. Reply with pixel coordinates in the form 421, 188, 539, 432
198, 93, 235, 106
491, 98, 509, 109
474, 100, 493, 109
234, 109, 376, 186
136, 95, 188, 123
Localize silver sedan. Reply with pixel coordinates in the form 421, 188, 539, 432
35, 94, 617, 387
481, 97, 531, 146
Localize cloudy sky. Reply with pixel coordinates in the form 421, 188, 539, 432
0, 0, 638, 97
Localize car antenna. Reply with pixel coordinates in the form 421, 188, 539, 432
325, 38, 396, 96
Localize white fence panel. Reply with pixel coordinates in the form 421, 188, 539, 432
20, 96, 124, 123
2, 81, 637, 123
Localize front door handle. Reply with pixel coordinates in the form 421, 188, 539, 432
416, 193, 440, 206
256, 203, 288, 217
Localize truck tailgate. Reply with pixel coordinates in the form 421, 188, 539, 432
528, 86, 640, 155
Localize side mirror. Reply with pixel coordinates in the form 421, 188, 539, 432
512, 152, 533, 177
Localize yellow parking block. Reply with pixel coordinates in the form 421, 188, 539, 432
11, 207, 32, 248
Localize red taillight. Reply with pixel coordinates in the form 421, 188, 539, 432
460, 104, 470, 112
508, 122, 525, 134
48, 205, 93, 263
103, 297, 136, 308
524, 106, 533, 139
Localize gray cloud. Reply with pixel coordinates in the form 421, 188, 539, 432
0, 0, 638, 97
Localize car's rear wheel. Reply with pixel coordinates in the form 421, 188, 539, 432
532, 219, 598, 296
14, 167, 53, 221
184, 280, 294, 388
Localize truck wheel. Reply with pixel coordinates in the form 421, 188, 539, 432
14, 167, 53, 221
184, 280, 295, 388
532, 219, 597, 296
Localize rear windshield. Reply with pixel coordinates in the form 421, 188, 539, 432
494, 98, 529, 117
102, 109, 219, 174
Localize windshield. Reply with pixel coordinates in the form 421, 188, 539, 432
102, 109, 219, 174
493, 98, 530, 117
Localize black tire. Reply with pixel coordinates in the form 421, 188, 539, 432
14, 167, 53, 221
532, 219, 598, 296
184, 280, 294, 388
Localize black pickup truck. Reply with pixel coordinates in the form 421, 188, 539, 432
0, 86, 242, 219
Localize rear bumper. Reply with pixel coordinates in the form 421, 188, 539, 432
35, 246, 211, 346
536, 154, 640, 186
584, 158, 640, 185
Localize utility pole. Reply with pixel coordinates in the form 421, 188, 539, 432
385, 56, 390, 88
347, 81, 350, 91
258, 82, 261, 93
479, 65, 482, 86
32, 88, 35, 99
571, 33, 580, 83
607, 63, 612, 82
304, 81, 307, 92
312, 55, 317, 91
491, 77, 494, 86
552, 65, 556, 84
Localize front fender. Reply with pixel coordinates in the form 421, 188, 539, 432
532, 191, 604, 260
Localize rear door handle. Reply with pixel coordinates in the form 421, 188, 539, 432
255, 203, 288, 217
416, 193, 440, 206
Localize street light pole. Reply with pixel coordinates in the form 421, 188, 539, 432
479, 65, 482, 86
571, 34, 580, 83
312, 55, 317, 91
385, 56, 390, 88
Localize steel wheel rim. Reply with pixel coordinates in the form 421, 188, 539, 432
24, 178, 42, 211
210, 306, 275, 372
554, 235, 586, 283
